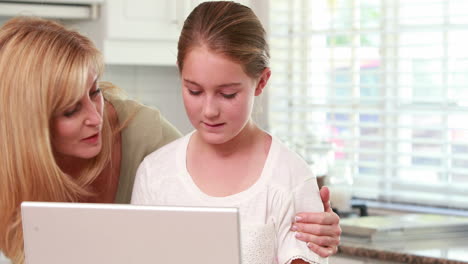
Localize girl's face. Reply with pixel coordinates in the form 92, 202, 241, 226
51, 72, 104, 160
181, 46, 269, 145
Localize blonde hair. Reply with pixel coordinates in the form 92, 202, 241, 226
0, 17, 113, 263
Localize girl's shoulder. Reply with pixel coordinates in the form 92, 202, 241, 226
272, 137, 311, 167
266, 136, 316, 189
145, 133, 187, 160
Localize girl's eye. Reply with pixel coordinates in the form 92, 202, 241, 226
189, 90, 202, 96
221, 93, 237, 99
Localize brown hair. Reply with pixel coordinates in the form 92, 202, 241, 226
177, 1, 269, 79
0, 17, 113, 263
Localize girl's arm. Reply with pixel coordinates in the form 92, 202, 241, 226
292, 186, 342, 257
277, 178, 328, 264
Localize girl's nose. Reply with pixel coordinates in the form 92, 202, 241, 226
203, 97, 220, 119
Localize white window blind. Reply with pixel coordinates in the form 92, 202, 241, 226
268, 0, 468, 209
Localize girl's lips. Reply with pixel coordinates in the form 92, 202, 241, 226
202, 122, 225, 131
204, 122, 224, 127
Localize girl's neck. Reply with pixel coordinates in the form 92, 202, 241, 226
186, 121, 272, 197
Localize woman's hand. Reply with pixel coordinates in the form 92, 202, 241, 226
291, 186, 342, 257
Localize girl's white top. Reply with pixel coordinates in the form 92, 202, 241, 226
132, 132, 327, 264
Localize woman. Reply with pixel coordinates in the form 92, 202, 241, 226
0, 17, 340, 264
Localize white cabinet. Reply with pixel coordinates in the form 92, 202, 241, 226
99, 0, 185, 65
106, 0, 180, 41
77, 0, 253, 66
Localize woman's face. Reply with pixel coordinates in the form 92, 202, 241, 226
181, 46, 269, 145
50, 72, 104, 160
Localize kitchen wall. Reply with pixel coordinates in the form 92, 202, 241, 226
102, 64, 193, 134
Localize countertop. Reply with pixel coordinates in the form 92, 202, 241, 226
338, 237, 468, 264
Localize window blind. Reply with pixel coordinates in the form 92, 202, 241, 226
268, 0, 468, 209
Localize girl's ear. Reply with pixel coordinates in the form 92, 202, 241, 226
255, 68, 271, 96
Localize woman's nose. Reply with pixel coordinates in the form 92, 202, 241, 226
84, 102, 102, 127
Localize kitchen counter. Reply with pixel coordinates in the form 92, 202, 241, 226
338, 237, 468, 264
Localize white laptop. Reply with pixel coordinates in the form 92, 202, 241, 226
21, 202, 241, 264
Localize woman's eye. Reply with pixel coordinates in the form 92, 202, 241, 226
63, 103, 81, 117
189, 90, 202, 96
64, 108, 77, 117
90, 88, 102, 98
221, 93, 237, 99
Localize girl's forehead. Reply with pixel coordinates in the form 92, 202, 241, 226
184, 48, 244, 74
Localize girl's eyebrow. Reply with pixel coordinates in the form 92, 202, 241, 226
183, 79, 202, 87
183, 78, 241, 88
218, 82, 241, 88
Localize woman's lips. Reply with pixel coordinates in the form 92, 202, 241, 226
82, 133, 99, 144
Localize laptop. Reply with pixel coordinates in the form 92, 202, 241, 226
21, 202, 241, 264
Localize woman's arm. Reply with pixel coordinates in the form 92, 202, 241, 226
292, 186, 342, 257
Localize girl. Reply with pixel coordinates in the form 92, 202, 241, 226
132, 2, 331, 263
